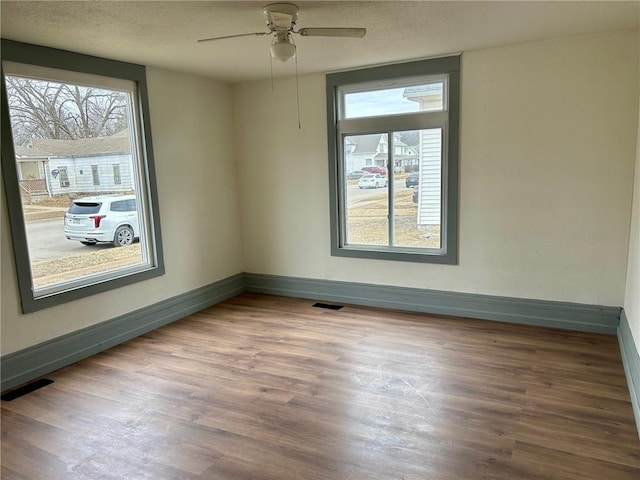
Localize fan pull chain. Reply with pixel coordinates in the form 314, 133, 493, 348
269, 54, 274, 91
295, 52, 301, 129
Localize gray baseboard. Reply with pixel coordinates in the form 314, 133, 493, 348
244, 273, 620, 334
2, 272, 623, 394
618, 309, 640, 438
0, 274, 245, 392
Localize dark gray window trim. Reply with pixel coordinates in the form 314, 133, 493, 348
1, 39, 165, 313
326, 55, 460, 264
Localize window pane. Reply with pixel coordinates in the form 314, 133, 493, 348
393, 129, 442, 249
91, 165, 100, 185
4, 72, 148, 295
113, 164, 122, 185
344, 134, 389, 246
343, 82, 444, 119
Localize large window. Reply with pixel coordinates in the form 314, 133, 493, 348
1, 40, 164, 313
326, 56, 460, 264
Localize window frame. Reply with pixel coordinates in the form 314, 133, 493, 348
58, 166, 69, 188
1, 39, 165, 313
326, 56, 460, 264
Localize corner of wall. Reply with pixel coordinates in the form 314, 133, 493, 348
618, 310, 640, 438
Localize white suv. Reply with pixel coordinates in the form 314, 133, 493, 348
64, 194, 140, 247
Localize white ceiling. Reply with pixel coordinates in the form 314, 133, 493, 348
1, 1, 638, 83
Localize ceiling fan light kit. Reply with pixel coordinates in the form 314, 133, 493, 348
197, 2, 366, 63
271, 34, 296, 62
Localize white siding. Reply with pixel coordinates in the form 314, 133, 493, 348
417, 128, 442, 225
48, 154, 134, 195
48, 158, 74, 196
345, 152, 375, 173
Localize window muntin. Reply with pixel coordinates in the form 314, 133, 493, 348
327, 56, 459, 264
1, 40, 164, 312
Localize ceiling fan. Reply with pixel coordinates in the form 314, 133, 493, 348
197, 2, 366, 63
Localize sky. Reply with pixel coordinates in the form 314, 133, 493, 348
344, 82, 443, 118
345, 87, 419, 118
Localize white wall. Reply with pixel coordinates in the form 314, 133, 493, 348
234, 31, 639, 307
624, 33, 640, 352
0, 68, 244, 355
233, 74, 332, 277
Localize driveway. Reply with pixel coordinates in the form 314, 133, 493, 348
346, 178, 406, 205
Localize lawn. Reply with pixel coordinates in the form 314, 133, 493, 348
346, 188, 441, 248
32, 244, 143, 289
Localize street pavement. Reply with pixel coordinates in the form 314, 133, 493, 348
25, 217, 111, 262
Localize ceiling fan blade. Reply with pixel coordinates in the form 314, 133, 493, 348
197, 32, 270, 43
296, 27, 366, 38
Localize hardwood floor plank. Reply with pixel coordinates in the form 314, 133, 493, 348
515, 408, 640, 467
511, 441, 640, 480
2, 293, 638, 479
0, 465, 32, 480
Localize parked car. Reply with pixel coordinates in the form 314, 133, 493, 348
347, 170, 368, 180
412, 186, 419, 203
406, 172, 419, 187
64, 194, 139, 247
358, 174, 388, 189
361, 166, 387, 175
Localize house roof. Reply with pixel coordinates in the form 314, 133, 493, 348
13, 145, 51, 158
349, 133, 417, 156
14, 130, 130, 159
351, 134, 383, 154
403, 84, 443, 97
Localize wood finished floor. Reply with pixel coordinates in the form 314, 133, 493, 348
2, 293, 639, 480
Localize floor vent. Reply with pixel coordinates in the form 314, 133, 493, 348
313, 302, 343, 310
2, 379, 54, 402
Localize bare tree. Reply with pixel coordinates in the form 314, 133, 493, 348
399, 130, 420, 147
5, 76, 128, 144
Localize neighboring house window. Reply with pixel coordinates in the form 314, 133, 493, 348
1, 40, 165, 313
58, 166, 69, 188
91, 165, 100, 186
326, 56, 460, 264
113, 164, 121, 185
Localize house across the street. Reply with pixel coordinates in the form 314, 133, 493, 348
14, 129, 134, 202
